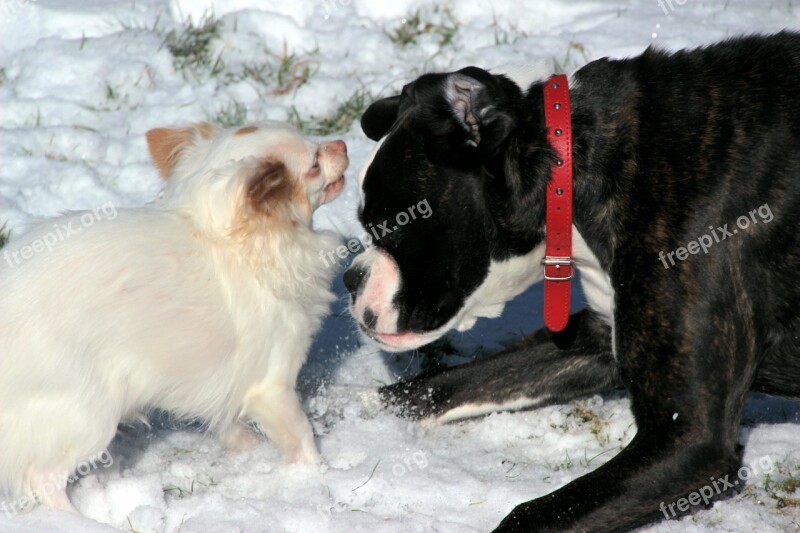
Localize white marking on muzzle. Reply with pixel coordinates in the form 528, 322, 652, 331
349, 226, 615, 353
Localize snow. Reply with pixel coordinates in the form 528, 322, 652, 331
1, 0, 799, 531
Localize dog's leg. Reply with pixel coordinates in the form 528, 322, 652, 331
26, 470, 78, 514
220, 420, 262, 453
244, 384, 320, 464
752, 321, 800, 399
493, 273, 760, 532
380, 308, 620, 421
381, 305, 799, 423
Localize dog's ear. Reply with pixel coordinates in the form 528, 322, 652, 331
361, 95, 401, 141
443, 67, 517, 153
247, 159, 292, 213
146, 123, 218, 178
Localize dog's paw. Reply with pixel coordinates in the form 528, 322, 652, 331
26, 469, 80, 515
221, 421, 262, 453
285, 440, 321, 465
492, 500, 549, 533
379, 379, 444, 420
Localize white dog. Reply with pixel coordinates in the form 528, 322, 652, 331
0, 121, 348, 514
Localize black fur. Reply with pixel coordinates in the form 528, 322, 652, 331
354, 33, 800, 532
358, 67, 550, 332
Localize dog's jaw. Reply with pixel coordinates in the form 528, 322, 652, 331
308, 139, 348, 208
348, 225, 615, 353
349, 244, 547, 352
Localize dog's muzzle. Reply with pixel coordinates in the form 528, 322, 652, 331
343, 264, 368, 301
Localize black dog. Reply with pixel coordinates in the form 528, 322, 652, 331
344, 33, 800, 531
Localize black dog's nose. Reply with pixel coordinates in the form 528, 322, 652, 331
363, 308, 378, 330
343, 265, 368, 299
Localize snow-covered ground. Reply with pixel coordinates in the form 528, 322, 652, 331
1, 0, 799, 531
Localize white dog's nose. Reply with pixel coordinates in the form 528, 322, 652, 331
322, 139, 347, 154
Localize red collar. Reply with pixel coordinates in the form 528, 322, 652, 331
542, 74, 573, 332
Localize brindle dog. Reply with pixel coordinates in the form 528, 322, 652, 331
345, 33, 800, 532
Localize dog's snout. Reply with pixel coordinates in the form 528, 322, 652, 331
343, 265, 367, 299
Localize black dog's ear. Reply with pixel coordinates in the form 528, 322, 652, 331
361, 95, 401, 141
443, 67, 517, 153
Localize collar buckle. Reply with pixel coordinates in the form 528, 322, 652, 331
542, 256, 574, 281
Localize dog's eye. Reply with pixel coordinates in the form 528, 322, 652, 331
308, 156, 321, 177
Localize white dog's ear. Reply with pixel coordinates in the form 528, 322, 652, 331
146, 123, 218, 178
247, 159, 291, 213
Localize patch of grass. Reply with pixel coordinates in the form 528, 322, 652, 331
161, 14, 321, 97
289, 89, 371, 136
351, 460, 380, 492
501, 458, 530, 479
550, 402, 611, 445
105, 83, 118, 101
0, 224, 10, 249
780, 477, 800, 494
162, 14, 318, 95
162, 477, 218, 499
226, 44, 319, 96
163, 13, 223, 79
206, 100, 248, 128
568, 403, 610, 445
553, 41, 591, 73
117, 12, 163, 34
125, 516, 143, 533
492, 14, 528, 45
554, 450, 574, 471
272, 44, 319, 95
764, 471, 800, 509
387, 6, 458, 49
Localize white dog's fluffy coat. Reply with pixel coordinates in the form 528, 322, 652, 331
0, 122, 348, 513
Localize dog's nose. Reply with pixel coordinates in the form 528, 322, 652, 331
323, 140, 347, 154
363, 308, 378, 330
343, 265, 367, 299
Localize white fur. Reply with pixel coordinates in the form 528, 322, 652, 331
434, 396, 550, 425
0, 122, 348, 513
572, 227, 616, 355
490, 61, 553, 90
